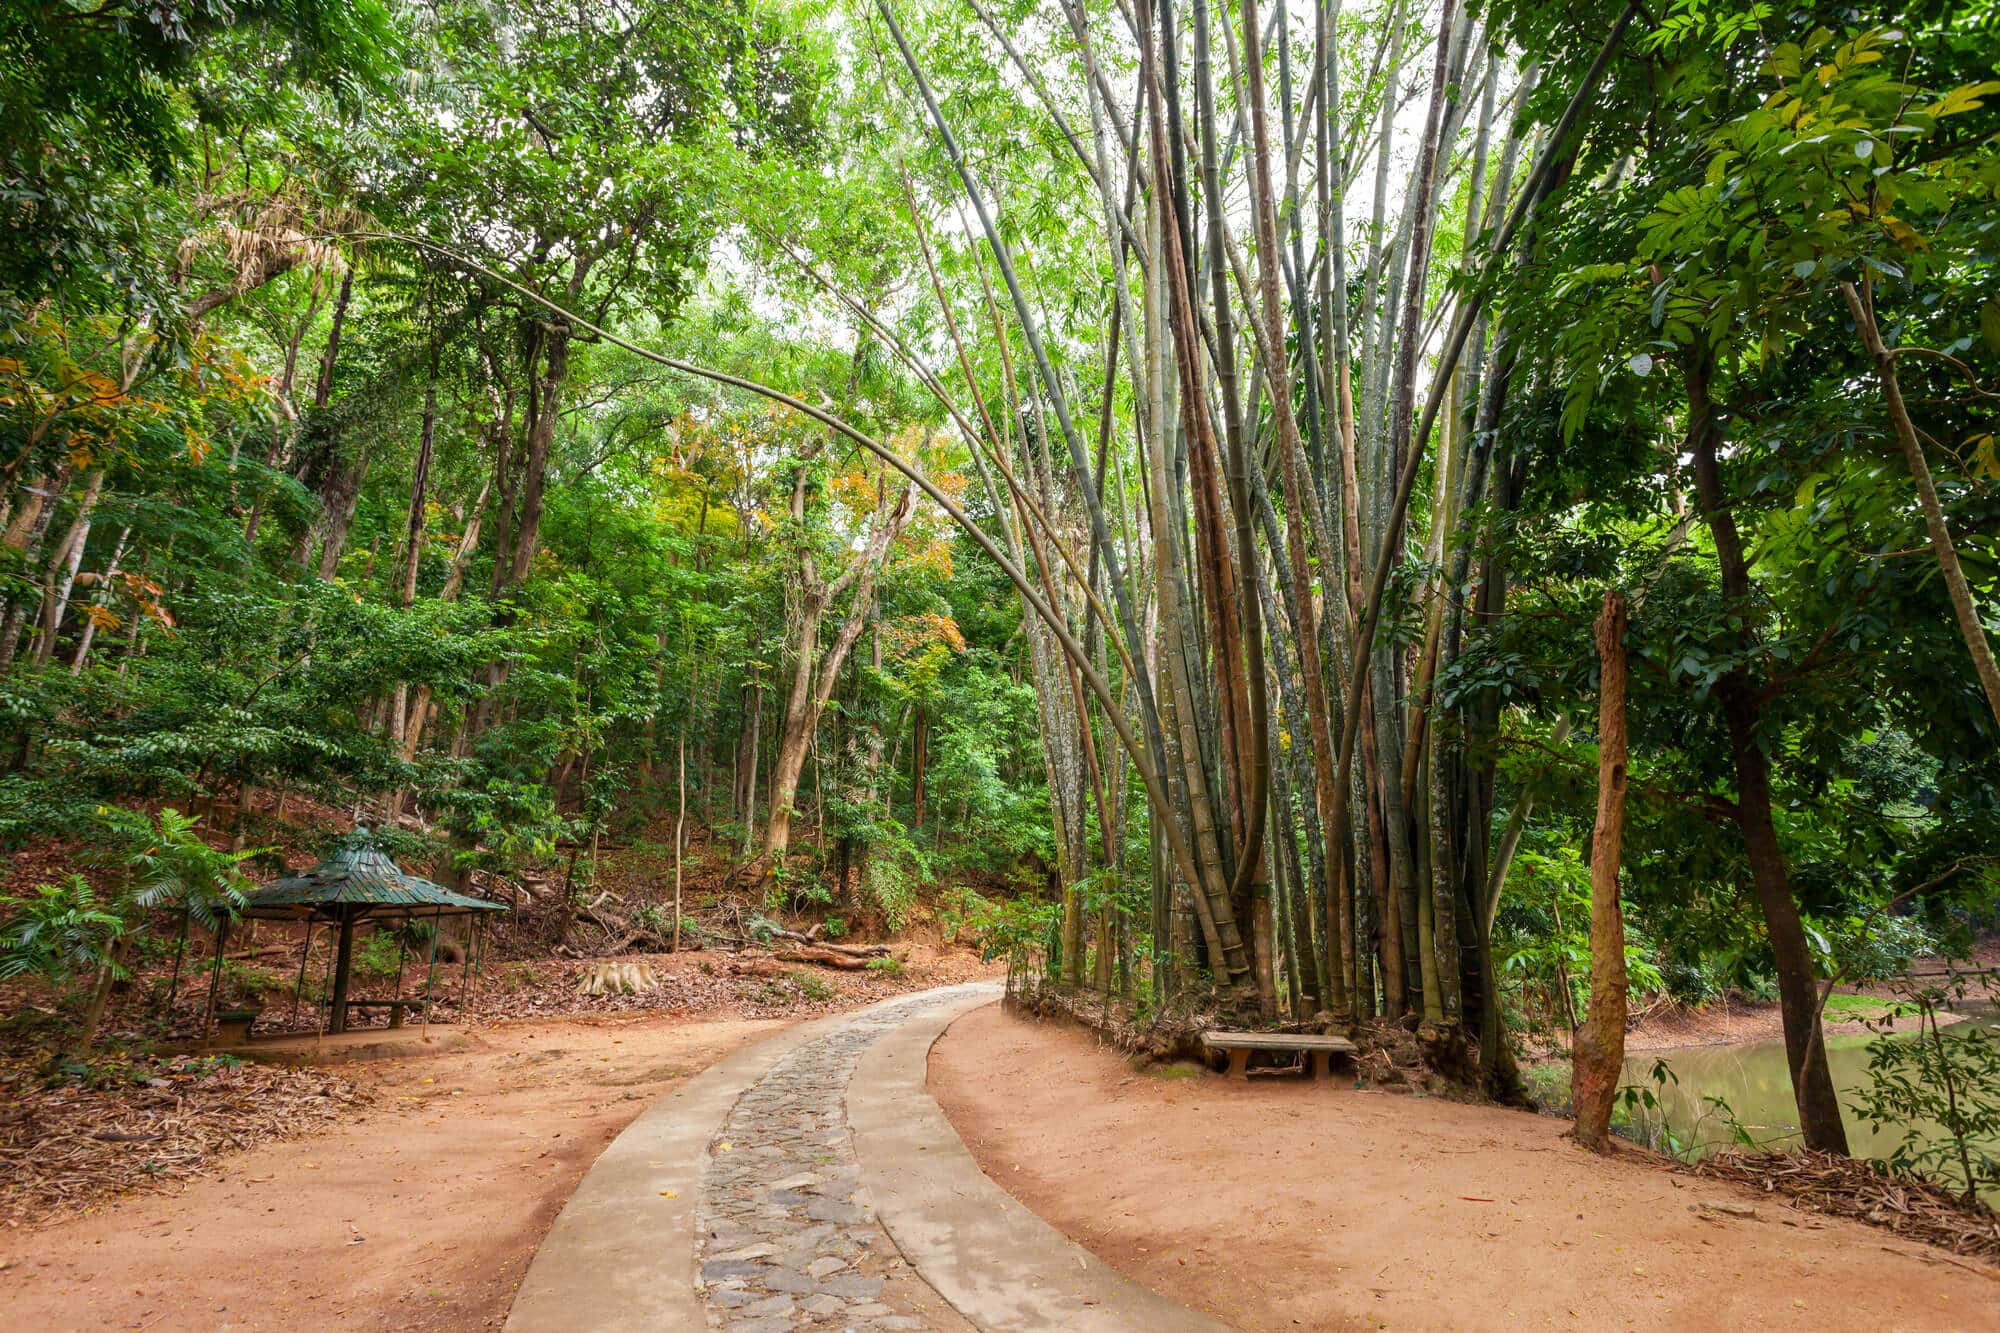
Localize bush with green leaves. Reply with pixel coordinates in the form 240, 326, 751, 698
792, 970, 837, 1003
92, 805, 257, 932
1821, 912, 1941, 988
834, 814, 929, 932
962, 894, 1056, 969
1851, 982, 2000, 1205
353, 929, 411, 979
0, 874, 127, 987
220, 960, 294, 1002
1496, 844, 1664, 1041
633, 904, 699, 945
935, 886, 989, 943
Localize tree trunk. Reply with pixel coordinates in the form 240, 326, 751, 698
673, 728, 686, 952
74, 938, 127, 1054
31, 469, 104, 668
911, 704, 927, 830
1684, 353, 1851, 1155
68, 523, 131, 675
314, 447, 370, 581
0, 462, 73, 671
741, 670, 763, 861
385, 375, 437, 776
761, 600, 823, 874
1840, 281, 2000, 730
754, 478, 915, 879
509, 325, 569, 586
1571, 589, 1630, 1151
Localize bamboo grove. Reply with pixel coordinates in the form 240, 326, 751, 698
2, 0, 1997, 1163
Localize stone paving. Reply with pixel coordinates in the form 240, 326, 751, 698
695, 991, 967, 1332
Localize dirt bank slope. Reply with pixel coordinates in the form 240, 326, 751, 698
929, 1003, 1997, 1333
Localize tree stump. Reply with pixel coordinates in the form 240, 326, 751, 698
576, 961, 659, 996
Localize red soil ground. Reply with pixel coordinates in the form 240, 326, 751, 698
0, 1011, 786, 1331
929, 1002, 2000, 1333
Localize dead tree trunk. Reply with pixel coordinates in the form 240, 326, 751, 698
1571, 589, 1630, 1152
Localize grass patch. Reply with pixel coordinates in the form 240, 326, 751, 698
1824, 993, 1919, 1022
1149, 1060, 1206, 1080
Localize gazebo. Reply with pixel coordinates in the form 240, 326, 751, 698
242, 829, 508, 1034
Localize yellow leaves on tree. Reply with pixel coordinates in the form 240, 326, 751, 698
0, 312, 271, 470
882, 610, 967, 660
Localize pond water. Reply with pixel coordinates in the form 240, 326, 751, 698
1618, 1015, 2000, 1204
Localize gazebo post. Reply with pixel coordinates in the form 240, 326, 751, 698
458, 915, 476, 1018
329, 906, 358, 1034
316, 921, 336, 1044
164, 909, 190, 1023
291, 920, 316, 1027
420, 904, 443, 1031
202, 914, 229, 1045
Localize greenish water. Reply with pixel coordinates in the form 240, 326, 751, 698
1619, 1017, 2000, 1203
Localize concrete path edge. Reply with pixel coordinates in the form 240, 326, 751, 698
506, 985, 988, 1333
850, 995, 1233, 1332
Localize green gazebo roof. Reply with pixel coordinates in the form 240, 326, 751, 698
242, 829, 508, 920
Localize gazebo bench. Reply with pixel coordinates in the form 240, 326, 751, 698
1202, 1030, 1357, 1080
340, 998, 425, 1029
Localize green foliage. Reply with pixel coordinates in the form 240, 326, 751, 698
1496, 844, 1664, 1040
935, 886, 989, 943
11, 0, 1989, 1070
0, 874, 127, 986
1852, 983, 2000, 1204
1823, 914, 1940, 988
860, 828, 928, 932
961, 894, 1057, 968
0, 0, 396, 318
91, 805, 255, 929
352, 929, 409, 979
219, 959, 291, 1001
753, 969, 837, 1005
633, 904, 699, 945
792, 970, 837, 1003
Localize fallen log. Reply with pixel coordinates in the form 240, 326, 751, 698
576, 903, 670, 955
775, 948, 874, 971
766, 928, 888, 958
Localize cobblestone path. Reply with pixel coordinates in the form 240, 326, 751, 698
695, 991, 970, 1332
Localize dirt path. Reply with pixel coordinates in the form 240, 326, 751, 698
0, 1012, 789, 1331
930, 1004, 1999, 1333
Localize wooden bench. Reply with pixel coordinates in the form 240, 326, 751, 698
341, 999, 425, 1029
1203, 1031, 1357, 1080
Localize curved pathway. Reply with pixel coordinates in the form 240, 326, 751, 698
506, 983, 1227, 1333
